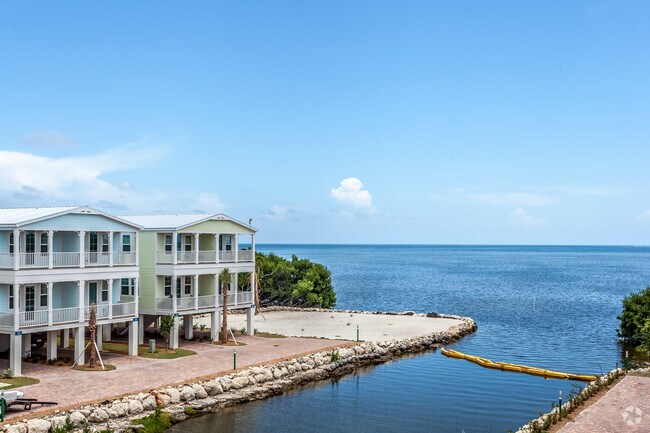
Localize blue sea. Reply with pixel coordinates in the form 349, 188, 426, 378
170, 245, 650, 433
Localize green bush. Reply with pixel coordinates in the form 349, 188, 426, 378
618, 286, 650, 349
256, 252, 336, 308
131, 407, 172, 433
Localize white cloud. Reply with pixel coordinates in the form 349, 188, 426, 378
0, 145, 224, 214
469, 192, 555, 207
636, 210, 650, 222
262, 206, 289, 221
509, 208, 546, 228
330, 178, 373, 210
20, 129, 75, 148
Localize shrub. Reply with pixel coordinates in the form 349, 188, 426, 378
618, 286, 650, 349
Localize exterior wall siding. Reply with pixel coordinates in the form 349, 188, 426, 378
0, 231, 8, 253
0, 284, 9, 312
183, 220, 254, 235
198, 274, 214, 296
138, 231, 156, 311
21, 213, 138, 232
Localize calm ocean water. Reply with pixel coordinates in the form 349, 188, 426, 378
170, 245, 650, 433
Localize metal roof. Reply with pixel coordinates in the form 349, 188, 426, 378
0, 206, 79, 226
120, 213, 257, 232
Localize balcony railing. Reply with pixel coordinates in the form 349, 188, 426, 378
155, 249, 254, 264
113, 302, 136, 317
20, 310, 49, 327
154, 292, 252, 313
4, 303, 137, 329
0, 313, 14, 328
52, 307, 79, 324
0, 251, 136, 269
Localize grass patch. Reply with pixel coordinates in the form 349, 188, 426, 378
254, 331, 287, 339
630, 370, 650, 378
0, 376, 40, 389
132, 407, 172, 433
72, 364, 117, 372
101, 341, 196, 359
212, 341, 247, 347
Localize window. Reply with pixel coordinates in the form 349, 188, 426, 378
184, 276, 192, 295
176, 278, 181, 298
184, 235, 192, 251
8, 285, 13, 310
101, 281, 109, 302
40, 233, 48, 253
121, 278, 133, 296
25, 232, 35, 253
225, 235, 232, 251
122, 234, 131, 252
40, 286, 48, 307
89, 232, 98, 252
102, 233, 109, 253
164, 234, 172, 253
164, 277, 172, 297
9, 233, 14, 254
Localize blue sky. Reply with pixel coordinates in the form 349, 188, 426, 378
0, 1, 649, 244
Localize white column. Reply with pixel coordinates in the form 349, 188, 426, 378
78, 280, 85, 322
210, 311, 219, 341
246, 304, 254, 336
138, 315, 145, 345
194, 274, 199, 310
128, 318, 138, 356
108, 279, 114, 319
184, 315, 193, 340
170, 315, 179, 349
79, 230, 86, 268
22, 333, 31, 358
172, 276, 178, 315
13, 284, 20, 331
134, 276, 140, 318
251, 233, 256, 258
63, 328, 70, 348
103, 323, 112, 342
251, 268, 256, 308
214, 274, 220, 308
74, 325, 85, 365
96, 325, 103, 351
234, 273, 239, 305
214, 233, 220, 263
194, 233, 199, 264
234, 234, 239, 262
47, 281, 53, 326
10, 333, 22, 376
134, 231, 140, 266
172, 232, 178, 265
48, 230, 54, 269
108, 231, 114, 267
12, 229, 20, 270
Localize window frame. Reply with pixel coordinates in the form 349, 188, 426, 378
164, 234, 172, 253
164, 276, 172, 297
121, 278, 133, 296
9, 285, 13, 310
40, 233, 48, 253
40, 286, 48, 308
122, 234, 131, 253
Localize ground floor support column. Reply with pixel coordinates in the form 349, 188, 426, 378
22, 334, 31, 358
210, 311, 220, 341
128, 319, 138, 357
46, 330, 58, 360
96, 325, 103, 352
73, 326, 85, 366
184, 315, 193, 340
103, 323, 112, 342
138, 315, 145, 345
170, 315, 179, 349
247, 305, 254, 336
63, 328, 70, 348
10, 333, 22, 377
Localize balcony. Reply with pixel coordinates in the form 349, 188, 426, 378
155, 249, 254, 265
0, 252, 136, 270
0, 302, 137, 330
154, 292, 252, 314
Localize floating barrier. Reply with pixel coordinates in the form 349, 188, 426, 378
440, 348, 598, 382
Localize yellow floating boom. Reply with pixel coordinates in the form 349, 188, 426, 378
440, 348, 598, 382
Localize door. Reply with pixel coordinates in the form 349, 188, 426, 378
24, 232, 35, 266
25, 286, 35, 322
88, 232, 98, 264
89, 282, 97, 305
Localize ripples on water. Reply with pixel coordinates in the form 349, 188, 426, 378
170, 245, 650, 433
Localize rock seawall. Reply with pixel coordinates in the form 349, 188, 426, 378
3, 313, 476, 433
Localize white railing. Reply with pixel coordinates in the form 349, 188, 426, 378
238, 250, 254, 262
0, 313, 14, 328
177, 251, 196, 263
198, 295, 216, 308
84, 252, 110, 266
53, 252, 80, 268
156, 298, 173, 312
0, 253, 12, 269
114, 251, 136, 265
176, 297, 195, 310
85, 305, 110, 320
219, 250, 236, 262
52, 307, 80, 324
20, 310, 49, 327
198, 251, 216, 263
19, 253, 49, 268
112, 302, 135, 317
237, 291, 253, 304
157, 251, 173, 264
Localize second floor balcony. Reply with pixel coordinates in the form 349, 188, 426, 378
0, 251, 137, 270
156, 249, 254, 265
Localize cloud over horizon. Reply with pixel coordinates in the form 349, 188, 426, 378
330, 177, 374, 211
509, 208, 546, 228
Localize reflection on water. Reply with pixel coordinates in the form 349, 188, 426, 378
169, 245, 650, 433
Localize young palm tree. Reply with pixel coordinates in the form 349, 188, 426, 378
220, 268, 232, 343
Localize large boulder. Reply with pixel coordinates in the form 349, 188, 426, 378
166, 388, 181, 404
26, 419, 51, 433
180, 386, 195, 402
192, 384, 208, 399
88, 408, 110, 423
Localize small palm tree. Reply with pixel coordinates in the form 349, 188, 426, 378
220, 268, 232, 343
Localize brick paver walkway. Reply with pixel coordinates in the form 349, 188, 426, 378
558, 375, 650, 433
1, 335, 344, 420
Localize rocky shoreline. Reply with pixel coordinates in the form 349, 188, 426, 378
2, 310, 476, 433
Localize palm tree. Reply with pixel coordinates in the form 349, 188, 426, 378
220, 268, 232, 344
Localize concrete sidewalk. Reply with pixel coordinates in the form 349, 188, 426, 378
558, 375, 650, 433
